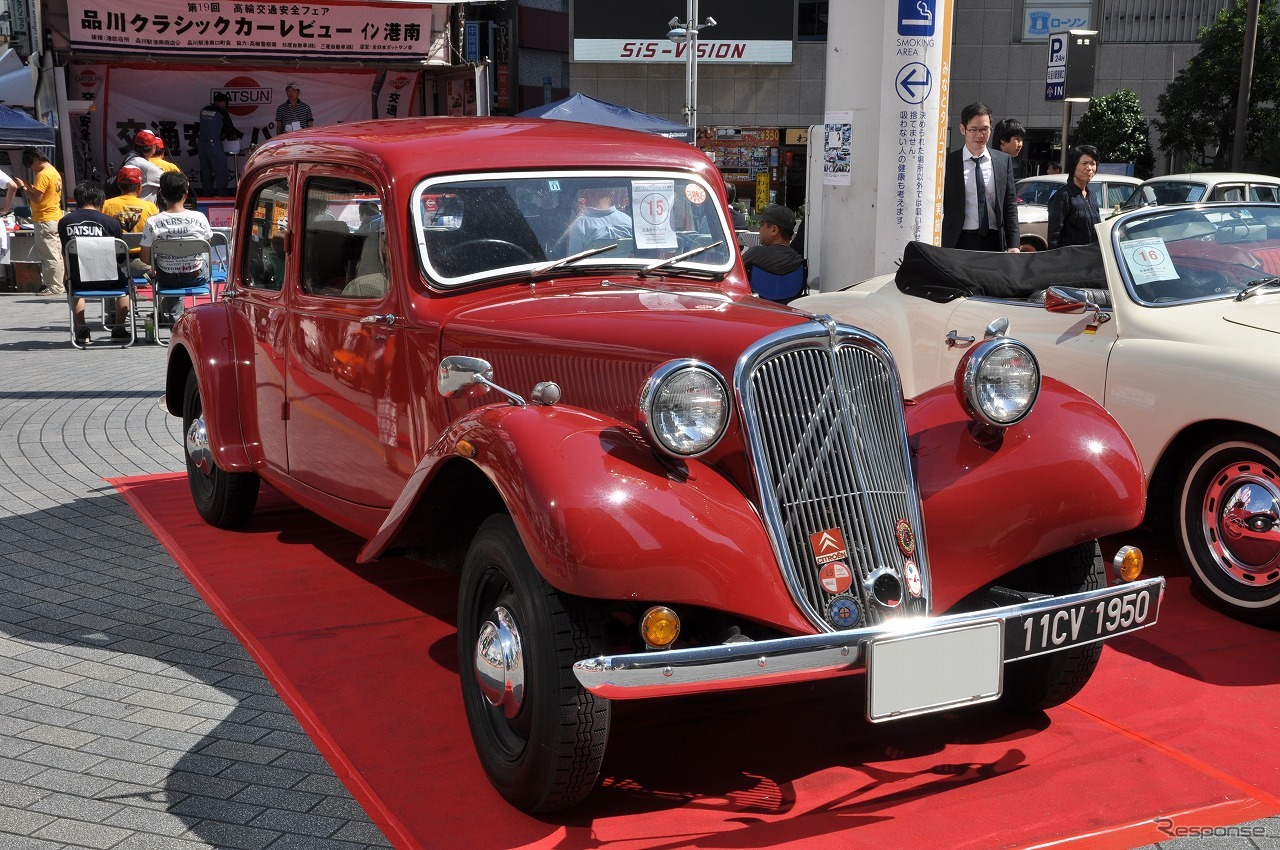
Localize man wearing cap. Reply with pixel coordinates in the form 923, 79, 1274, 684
275, 82, 314, 134
743, 204, 804, 276
197, 93, 243, 197
125, 130, 169, 205
103, 165, 158, 277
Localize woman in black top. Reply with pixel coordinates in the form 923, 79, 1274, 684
1047, 145, 1102, 248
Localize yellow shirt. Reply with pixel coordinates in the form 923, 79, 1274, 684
151, 156, 181, 175
103, 195, 159, 255
29, 163, 63, 222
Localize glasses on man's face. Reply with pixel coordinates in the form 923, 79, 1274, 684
965, 125, 991, 135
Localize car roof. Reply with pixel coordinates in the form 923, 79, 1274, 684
1141, 172, 1280, 185
247, 117, 719, 179
1016, 174, 1142, 187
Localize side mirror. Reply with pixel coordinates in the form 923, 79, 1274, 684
1044, 286, 1112, 324
438, 356, 494, 398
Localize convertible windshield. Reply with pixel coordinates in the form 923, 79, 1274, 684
1115, 204, 1280, 305
411, 171, 735, 285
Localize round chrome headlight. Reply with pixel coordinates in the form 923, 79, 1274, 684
956, 339, 1040, 427
638, 360, 731, 457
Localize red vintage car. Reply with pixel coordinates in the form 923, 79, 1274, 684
164, 117, 1163, 813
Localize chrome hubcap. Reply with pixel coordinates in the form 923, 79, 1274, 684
1202, 461, 1280, 587
474, 606, 524, 718
185, 416, 213, 474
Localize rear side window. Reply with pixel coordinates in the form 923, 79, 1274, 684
242, 179, 289, 291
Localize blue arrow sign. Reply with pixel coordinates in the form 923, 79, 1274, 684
896, 63, 931, 104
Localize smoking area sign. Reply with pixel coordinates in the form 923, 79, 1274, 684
1045, 31, 1066, 100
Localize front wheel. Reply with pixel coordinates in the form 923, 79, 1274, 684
182, 371, 259, 528
1000, 541, 1105, 711
458, 515, 610, 812
1177, 435, 1280, 626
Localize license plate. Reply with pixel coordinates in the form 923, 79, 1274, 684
1006, 583, 1160, 661
866, 621, 1003, 722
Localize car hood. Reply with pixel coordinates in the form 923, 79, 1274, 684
440, 280, 811, 422
1222, 297, 1280, 335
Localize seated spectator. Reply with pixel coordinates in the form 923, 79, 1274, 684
58, 180, 127, 345
567, 187, 633, 254
140, 171, 213, 324
102, 165, 158, 277
743, 204, 804, 275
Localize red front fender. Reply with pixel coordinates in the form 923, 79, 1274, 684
910, 376, 1147, 611
361, 403, 814, 634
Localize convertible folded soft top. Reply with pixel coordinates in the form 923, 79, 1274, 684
895, 241, 1106, 303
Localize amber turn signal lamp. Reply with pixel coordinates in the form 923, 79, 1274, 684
1113, 545, 1143, 583
640, 606, 681, 649
455, 439, 477, 458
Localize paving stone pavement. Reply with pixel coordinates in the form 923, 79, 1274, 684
3, 291, 1279, 850
0, 293, 392, 849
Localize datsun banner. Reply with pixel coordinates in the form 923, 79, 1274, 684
69, 64, 380, 187
66, 0, 450, 60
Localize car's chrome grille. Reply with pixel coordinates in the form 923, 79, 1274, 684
742, 329, 928, 631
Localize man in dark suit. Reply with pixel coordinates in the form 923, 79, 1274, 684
941, 102, 1020, 251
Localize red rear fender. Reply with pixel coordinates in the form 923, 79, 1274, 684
167, 311, 255, 472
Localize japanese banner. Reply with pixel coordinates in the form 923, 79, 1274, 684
66, 0, 451, 61
376, 71, 420, 119
70, 64, 382, 190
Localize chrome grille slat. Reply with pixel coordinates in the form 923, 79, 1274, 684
741, 328, 928, 631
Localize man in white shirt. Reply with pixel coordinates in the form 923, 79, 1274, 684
941, 102, 1020, 252
140, 171, 213, 325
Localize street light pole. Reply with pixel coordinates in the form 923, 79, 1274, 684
666, 1, 716, 128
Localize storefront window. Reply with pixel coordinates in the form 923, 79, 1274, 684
798, 1, 828, 41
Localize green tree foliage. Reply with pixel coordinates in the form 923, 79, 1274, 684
1073, 90, 1156, 177
1154, 0, 1280, 172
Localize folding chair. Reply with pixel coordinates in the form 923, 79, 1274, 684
147, 237, 213, 345
64, 236, 136, 349
746, 260, 808, 304
209, 230, 231, 298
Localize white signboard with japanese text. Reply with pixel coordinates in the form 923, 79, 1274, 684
632, 180, 678, 250
876, 0, 951, 255
1023, 3, 1091, 42
65, 0, 450, 60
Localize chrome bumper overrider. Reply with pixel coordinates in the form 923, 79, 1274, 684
573, 576, 1165, 700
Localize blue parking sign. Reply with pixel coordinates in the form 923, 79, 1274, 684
899, 0, 936, 37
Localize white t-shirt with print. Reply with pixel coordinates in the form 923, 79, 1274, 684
141, 209, 214, 276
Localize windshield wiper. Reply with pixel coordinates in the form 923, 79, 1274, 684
1236, 277, 1280, 301
528, 243, 619, 278
639, 241, 725, 278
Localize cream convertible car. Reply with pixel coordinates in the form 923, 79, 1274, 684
796, 203, 1280, 626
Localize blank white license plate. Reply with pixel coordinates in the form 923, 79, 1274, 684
866, 620, 1003, 722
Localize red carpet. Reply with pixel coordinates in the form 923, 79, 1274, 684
115, 473, 1280, 850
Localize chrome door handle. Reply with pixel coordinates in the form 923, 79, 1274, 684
945, 330, 975, 348
360, 313, 398, 325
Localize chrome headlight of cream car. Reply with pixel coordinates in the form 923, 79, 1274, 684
638, 360, 731, 457
956, 339, 1040, 427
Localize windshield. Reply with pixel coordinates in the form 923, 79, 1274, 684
411, 170, 735, 286
1114, 204, 1280, 305
1124, 180, 1209, 209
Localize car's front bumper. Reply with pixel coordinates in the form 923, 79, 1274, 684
573, 576, 1164, 710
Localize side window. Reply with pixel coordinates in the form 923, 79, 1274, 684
1250, 185, 1279, 202
301, 177, 385, 299
1216, 185, 1245, 202
242, 179, 289, 291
